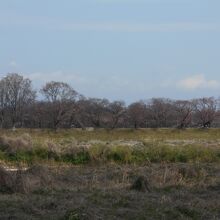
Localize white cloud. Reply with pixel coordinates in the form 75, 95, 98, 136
177, 74, 220, 90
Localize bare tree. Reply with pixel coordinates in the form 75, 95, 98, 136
146, 98, 175, 128
83, 98, 109, 128
174, 100, 193, 128
0, 73, 220, 130
0, 80, 7, 128
193, 97, 217, 128
41, 81, 76, 102
107, 101, 126, 129
0, 73, 36, 128
128, 101, 146, 129
41, 81, 77, 130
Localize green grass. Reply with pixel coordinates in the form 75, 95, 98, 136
0, 128, 220, 165
1, 127, 220, 141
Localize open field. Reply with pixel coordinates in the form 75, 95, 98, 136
0, 128, 220, 165
0, 129, 220, 219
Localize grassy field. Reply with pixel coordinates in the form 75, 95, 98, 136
0, 128, 220, 219
0, 128, 220, 165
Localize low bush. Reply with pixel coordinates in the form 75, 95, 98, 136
61, 147, 90, 164
0, 167, 14, 193
0, 134, 33, 155
131, 176, 151, 192
105, 145, 133, 163
88, 144, 108, 162
0, 165, 53, 194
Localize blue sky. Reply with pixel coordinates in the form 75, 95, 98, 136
1, 0, 220, 103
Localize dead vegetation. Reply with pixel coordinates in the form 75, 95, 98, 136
0, 129, 219, 219
0, 164, 53, 194
0, 163, 218, 219
130, 176, 151, 192
0, 133, 33, 154
0, 163, 219, 219
0, 166, 14, 193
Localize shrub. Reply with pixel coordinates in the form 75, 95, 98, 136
105, 145, 133, 163
0, 136, 10, 151
0, 134, 33, 155
0, 166, 30, 193
34, 146, 60, 161
61, 147, 90, 164
27, 164, 53, 189
0, 167, 14, 193
63, 207, 89, 220
131, 176, 151, 192
88, 144, 108, 162
0, 164, 53, 194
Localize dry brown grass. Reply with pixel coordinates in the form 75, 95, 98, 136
130, 175, 151, 192
0, 129, 219, 219
0, 133, 33, 154
0, 163, 219, 219
0, 166, 14, 193
0, 164, 53, 194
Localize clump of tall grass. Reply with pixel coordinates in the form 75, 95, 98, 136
142, 144, 220, 163
0, 133, 33, 154
61, 146, 90, 164
88, 143, 220, 164
0, 166, 14, 193
0, 134, 35, 163
0, 164, 53, 194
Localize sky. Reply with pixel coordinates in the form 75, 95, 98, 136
0, 0, 220, 103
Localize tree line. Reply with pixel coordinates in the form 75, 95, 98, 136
0, 73, 219, 129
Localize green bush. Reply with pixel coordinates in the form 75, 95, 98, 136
6, 150, 35, 163
61, 150, 90, 164
105, 145, 133, 163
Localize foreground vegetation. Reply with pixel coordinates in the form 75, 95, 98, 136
0, 128, 220, 219
0, 163, 219, 219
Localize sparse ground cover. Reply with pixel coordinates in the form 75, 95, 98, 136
0, 128, 219, 219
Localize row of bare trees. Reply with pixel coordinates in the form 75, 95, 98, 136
0, 73, 219, 129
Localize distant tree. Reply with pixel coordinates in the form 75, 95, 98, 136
0, 80, 7, 128
71, 98, 93, 129
1, 73, 220, 130
174, 100, 193, 128
146, 98, 175, 128
74, 98, 109, 128
41, 81, 77, 102
0, 73, 36, 128
107, 101, 126, 129
41, 81, 77, 129
193, 97, 217, 128
128, 101, 146, 129
28, 101, 49, 128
